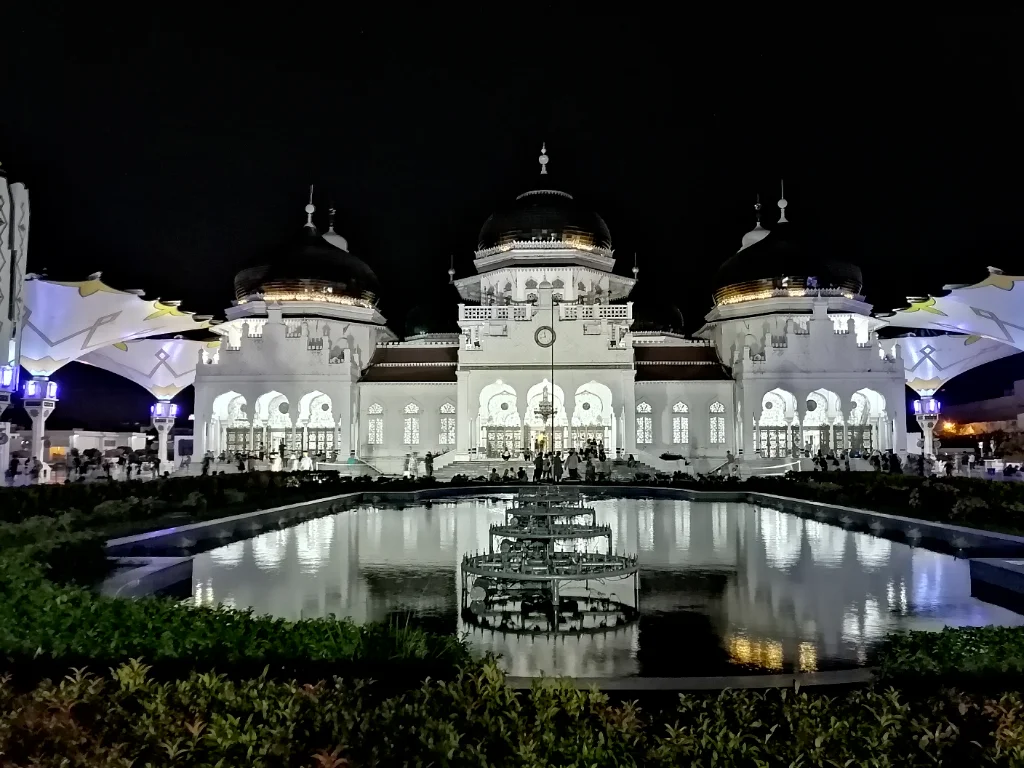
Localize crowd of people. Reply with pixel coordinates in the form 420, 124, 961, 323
485, 440, 635, 484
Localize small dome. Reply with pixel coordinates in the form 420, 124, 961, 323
233, 221, 379, 306
740, 223, 769, 250
477, 189, 612, 251
713, 215, 863, 306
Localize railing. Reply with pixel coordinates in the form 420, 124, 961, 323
559, 304, 631, 321
459, 305, 534, 321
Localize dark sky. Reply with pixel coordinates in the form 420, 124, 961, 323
2, 10, 1022, 428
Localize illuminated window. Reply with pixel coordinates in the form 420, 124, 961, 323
710, 401, 726, 444
367, 403, 384, 445
672, 402, 689, 444
636, 402, 653, 445
403, 403, 421, 445
440, 403, 456, 445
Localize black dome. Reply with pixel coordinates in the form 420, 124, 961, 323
713, 220, 863, 305
233, 224, 380, 306
477, 189, 612, 251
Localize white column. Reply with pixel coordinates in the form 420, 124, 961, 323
456, 372, 471, 456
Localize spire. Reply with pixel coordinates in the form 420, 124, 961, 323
538, 142, 549, 175
448, 254, 456, 284
304, 184, 316, 229
777, 180, 788, 224
632, 252, 639, 279
327, 205, 337, 234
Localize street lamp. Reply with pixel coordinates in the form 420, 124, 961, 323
912, 396, 941, 460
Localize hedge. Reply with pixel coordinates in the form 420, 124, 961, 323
4, 659, 1024, 766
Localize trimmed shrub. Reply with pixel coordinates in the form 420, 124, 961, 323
2, 660, 1024, 766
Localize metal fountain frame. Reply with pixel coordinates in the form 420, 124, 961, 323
460, 487, 640, 636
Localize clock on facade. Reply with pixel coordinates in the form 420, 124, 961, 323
534, 326, 556, 348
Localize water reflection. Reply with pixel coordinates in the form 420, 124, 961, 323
188, 497, 1024, 677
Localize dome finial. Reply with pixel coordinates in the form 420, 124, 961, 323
327, 205, 336, 234
539, 142, 549, 175
755, 193, 762, 225
448, 254, 456, 284
632, 252, 639, 279
777, 180, 788, 224
304, 184, 316, 228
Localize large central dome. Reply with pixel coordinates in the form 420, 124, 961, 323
477, 189, 612, 252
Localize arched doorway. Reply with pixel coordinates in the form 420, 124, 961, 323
254, 391, 293, 456
849, 389, 887, 453
525, 379, 568, 453
211, 391, 249, 456
298, 391, 336, 455
757, 389, 798, 458
478, 381, 521, 458
571, 381, 613, 452
802, 389, 843, 454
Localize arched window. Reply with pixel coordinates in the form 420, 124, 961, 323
403, 403, 421, 445
367, 403, 384, 445
672, 402, 690, 445
439, 403, 456, 446
636, 402, 653, 445
709, 401, 726, 444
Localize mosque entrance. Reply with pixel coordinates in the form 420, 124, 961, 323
847, 426, 873, 453
530, 427, 566, 453
570, 427, 610, 452
757, 426, 794, 458
304, 428, 335, 455
225, 428, 250, 456
485, 427, 522, 458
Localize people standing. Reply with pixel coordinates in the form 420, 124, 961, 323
425, 451, 434, 478
552, 451, 563, 483
566, 448, 580, 480
533, 452, 544, 482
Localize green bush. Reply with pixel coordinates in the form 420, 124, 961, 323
0, 554, 467, 686
875, 626, 1024, 686
745, 472, 1024, 535
3, 659, 1024, 766
0, 471, 351, 525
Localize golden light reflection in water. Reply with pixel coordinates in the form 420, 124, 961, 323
728, 636, 783, 670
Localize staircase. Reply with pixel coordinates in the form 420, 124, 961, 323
432, 460, 531, 481
431, 458, 666, 483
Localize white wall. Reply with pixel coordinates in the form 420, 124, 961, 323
633, 381, 735, 459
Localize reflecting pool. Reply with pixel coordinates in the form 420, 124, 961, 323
187, 496, 1024, 677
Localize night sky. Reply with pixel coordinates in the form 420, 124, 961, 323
2, 10, 1022, 429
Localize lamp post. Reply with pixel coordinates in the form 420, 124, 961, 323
22, 376, 58, 481
151, 400, 179, 475
913, 396, 941, 463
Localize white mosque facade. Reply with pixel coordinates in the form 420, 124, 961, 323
189, 151, 909, 474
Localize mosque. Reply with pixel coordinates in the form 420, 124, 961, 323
189, 146, 908, 475
4, 148, 1023, 478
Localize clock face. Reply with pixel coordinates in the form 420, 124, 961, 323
535, 326, 555, 348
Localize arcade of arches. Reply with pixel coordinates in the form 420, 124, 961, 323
208, 390, 338, 458
476, 379, 617, 458
754, 387, 890, 458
